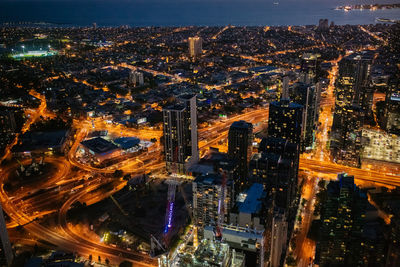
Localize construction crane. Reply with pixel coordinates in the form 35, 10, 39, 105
163, 180, 178, 235
163, 146, 180, 236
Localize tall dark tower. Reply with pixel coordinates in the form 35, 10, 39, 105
290, 82, 321, 151
228, 120, 253, 183
163, 94, 198, 174
267, 100, 303, 146
300, 53, 321, 85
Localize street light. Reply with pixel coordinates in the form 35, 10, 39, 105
21, 45, 25, 53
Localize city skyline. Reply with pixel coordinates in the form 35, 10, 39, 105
0, 6, 399, 267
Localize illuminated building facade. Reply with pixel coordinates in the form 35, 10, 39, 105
188, 36, 202, 58
299, 53, 321, 85
228, 120, 253, 183
384, 80, 400, 135
330, 105, 364, 167
163, 94, 199, 174
361, 128, 400, 164
316, 174, 385, 266
192, 174, 233, 227
290, 82, 321, 151
267, 100, 303, 147
129, 70, 144, 86
164, 238, 245, 267
335, 52, 373, 112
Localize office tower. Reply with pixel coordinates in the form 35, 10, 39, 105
299, 53, 321, 85
0, 203, 13, 266
384, 80, 400, 135
330, 105, 364, 167
129, 70, 144, 86
336, 52, 373, 112
228, 121, 253, 183
192, 174, 232, 227
290, 82, 321, 151
267, 100, 303, 146
188, 37, 202, 58
163, 94, 198, 174
250, 137, 299, 214
317, 19, 329, 31
316, 174, 385, 267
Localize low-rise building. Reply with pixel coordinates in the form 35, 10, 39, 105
361, 128, 400, 164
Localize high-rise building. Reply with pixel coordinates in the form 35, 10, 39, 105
336, 52, 373, 112
290, 82, 321, 151
299, 53, 321, 85
250, 137, 299, 213
228, 121, 253, 183
129, 70, 144, 87
316, 174, 385, 267
330, 105, 364, 167
267, 100, 303, 146
0, 202, 13, 266
163, 94, 198, 174
317, 19, 329, 31
188, 36, 202, 58
192, 173, 233, 227
384, 80, 400, 135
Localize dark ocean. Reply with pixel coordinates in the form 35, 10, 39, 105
1, 0, 400, 26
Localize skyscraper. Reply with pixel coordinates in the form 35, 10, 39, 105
384, 79, 400, 135
192, 173, 233, 227
290, 82, 321, 151
188, 37, 202, 58
330, 105, 364, 167
228, 120, 253, 183
315, 174, 381, 266
250, 137, 299, 213
299, 53, 321, 85
0, 203, 13, 266
336, 52, 373, 112
163, 94, 198, 174
267, 100, 303, 146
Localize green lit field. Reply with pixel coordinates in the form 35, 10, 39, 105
12, 50, 57, 59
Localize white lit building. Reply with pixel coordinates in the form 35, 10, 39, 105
188, 37, 202, 58
361, 127, 400, 164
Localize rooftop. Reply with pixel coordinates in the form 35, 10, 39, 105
230, 120, 253, 130
12, 130, 68, 152
113, 137, 141, 150
237, 183, 265, 214
80, 137, 120, 155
